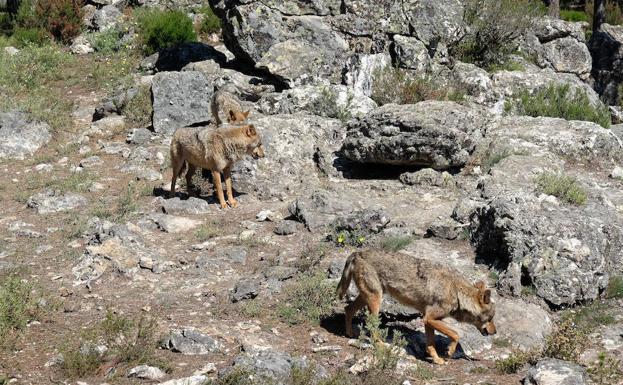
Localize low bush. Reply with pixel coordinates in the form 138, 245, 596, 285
0, 277, 38, 343
495, 351, 538, 374
137, 9, 196, 54
88, 28, 127, 54
561, 9, 589, 22
606, 275, 623, 299
34, 0, 83, 43
588, 352, 623, 385
10, 27, 49, 47
544, 318, 589, 363
451, 0, 543, 67
536, 172, 588, 205
122, 85, 153, 127
198, 6, 221, 36
363, 313, 407, 371
371, 66, 464, 106
278, 272, 335, 325
507, 84, 611, 128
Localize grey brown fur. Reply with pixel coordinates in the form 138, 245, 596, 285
337, 249, 497, 364
212, 90, 249, 125
169, 124, 265, 208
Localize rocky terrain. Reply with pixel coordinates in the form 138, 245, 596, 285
2, 0, 623, 384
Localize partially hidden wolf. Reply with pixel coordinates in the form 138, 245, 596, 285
212, 90, 249, 125
337, 249, 497, 365
169, 124, 265, 208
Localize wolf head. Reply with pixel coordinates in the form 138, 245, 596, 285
228, 109, 250, 124
242, 124, 265, 159
473, 281, 497, 336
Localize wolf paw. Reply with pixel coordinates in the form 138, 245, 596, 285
432, 357, 447, 365
220, 202, 228, 209
228, 199, 238, 208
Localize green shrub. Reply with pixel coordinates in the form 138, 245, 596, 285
0, 277, 37, 342
137, 9, 196, 54
363, 313, 407, 371
278, 272, 335, 325
451, 0, 544, 67
11, 27, 49, 47
508, 84, 611, 128
536, 172, 588, 205
122, 85, 153, 127
606, 275, 623, 299
314, 87, 353, 123
561, 9, 589, 22
378, 236, 414, 252
544, 318, 589, 363
198, 6, 221, 36
495, 351, 537, 374
371, 66, 464, 106
588, 352, 623, 385
88, 28, 126, 54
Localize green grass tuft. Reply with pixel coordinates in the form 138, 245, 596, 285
606, 276, 623, 299
278, 272, 335, 325
536, 172, 587, 205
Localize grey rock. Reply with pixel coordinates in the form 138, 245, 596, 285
344, 53, 391, 98
215, 247, 247, 264
427, 218, 465, 240
541, 36, 592, 80
231, 114, 345, 199
264, 266, 297, 281
288, 189, 355, 232
128, 365, 166, 380
79, 155, 103, 168
161, 328, 222, 355
341, 102, 488, 170
225, 350, 309, 383
70, 35, 94, 55
0, 111, 51, 160
399, 168, 455, 187
90, 5, 122, 32
524, 359, 588, 385
27, 191, 88, 214
151, 71, 213, 134
158, 197, 211, 215
126, 128, 152, 145
4, 46, 19, 56
150, 214, 203, 233
496, 298, 553, 351
392, 35, 430, 72
274, 220, 298, 235
332, 209, 391, 236
134, 168, 162, 181
610, 166, 623, 180
231, 278, 261, 302
157, 376, 207, 385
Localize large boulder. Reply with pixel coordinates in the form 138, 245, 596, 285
523, 18, 592, 80
589, 23, 623, 105
524, 359, 588, 385
231, 113, 345, 199
151, 71, 214, 134
340, 101, 489, 170
209, 0, 463, 85
0, 111, 51, 160
153, 42, 227, 72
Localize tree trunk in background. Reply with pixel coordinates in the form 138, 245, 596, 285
549, 0, 560, 18
593, 0, 606, 32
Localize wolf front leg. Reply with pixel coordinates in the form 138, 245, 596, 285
223, 166, 238, 208
423, 310, 460, 365
211, 171, 228, 209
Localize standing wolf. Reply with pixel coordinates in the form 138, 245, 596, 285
337, 249, 497, 365
211, 90, 250, 125
168, 123, 264, 208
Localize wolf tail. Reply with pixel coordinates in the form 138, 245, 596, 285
336, 252, 358, 299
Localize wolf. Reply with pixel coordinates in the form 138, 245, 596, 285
168, 123, 265, 208
336, 249, 497, 365
211, 90, 250, 126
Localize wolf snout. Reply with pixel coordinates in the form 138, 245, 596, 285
481, 322, 497, 336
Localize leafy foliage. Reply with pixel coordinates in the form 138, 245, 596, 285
507, 84, 611, 128
137, 9, 197, 54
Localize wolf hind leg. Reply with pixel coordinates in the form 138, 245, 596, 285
344, 295, 366, 338
169, 157, 185, 199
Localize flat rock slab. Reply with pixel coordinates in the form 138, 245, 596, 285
27, 191, 88, 214
157, 197, 211, 215
152, 71, 213, 134
128, 365, 166, 380
161, 328, 222, 355
0, 111, 51, 160
524, 358, 588, 385
151, 214, 203, 233
157, 375, 207, 385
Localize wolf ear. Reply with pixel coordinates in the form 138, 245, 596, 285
243, 110, 250, 118
481, 289, 492, 305
474, 281, 485, 290
245, 124, 256, 137
228, 110, 236, 122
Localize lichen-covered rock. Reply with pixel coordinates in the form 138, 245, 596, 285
0, 111, 51, 160
524, 359, 588, 385
161, 328, 222, 355
341, 101, 489, 169
151, 71, 214, 134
